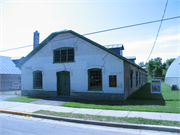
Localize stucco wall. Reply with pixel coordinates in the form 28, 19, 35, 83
21, 33, 125, 97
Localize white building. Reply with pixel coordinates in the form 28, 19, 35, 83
18, 30, 147, 100
165, 56, 180, 90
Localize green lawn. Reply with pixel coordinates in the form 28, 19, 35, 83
35, 110, 180, 127
4, 96, 47, 103
61, 83, 180, 113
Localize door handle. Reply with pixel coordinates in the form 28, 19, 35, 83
64, 82, 66, 86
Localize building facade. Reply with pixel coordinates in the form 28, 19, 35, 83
18, 30, 147, 100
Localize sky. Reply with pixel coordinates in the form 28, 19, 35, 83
0, 0, 179, 64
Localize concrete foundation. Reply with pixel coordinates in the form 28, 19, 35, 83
71, 92, 125, 101
21, 90, 57, 97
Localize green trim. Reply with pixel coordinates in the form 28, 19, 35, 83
33, 70, 43, 89
53, 47, 74, 63
57, 71, 70, 96
88, 68, 102, 91
17, 30, 147, 73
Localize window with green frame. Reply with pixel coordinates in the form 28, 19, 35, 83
33, 71, 42, 89
88, 68, 102, 91
54, 47, 74, 63
109, 75, 117, 87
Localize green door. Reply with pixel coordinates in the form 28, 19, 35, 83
57, 71, 70, 96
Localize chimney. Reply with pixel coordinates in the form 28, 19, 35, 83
33, 30, 39, 49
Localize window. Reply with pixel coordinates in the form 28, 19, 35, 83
109, 75, 117, 87
88, 68, 102, 91
136, 71, 138, 86
33, 71, 42, 89
139, 72, 141, 85
130, 69, 133, 88
54, 47, 74, 63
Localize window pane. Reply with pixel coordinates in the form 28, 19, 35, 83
34, 71, 42, 89
54, 50, 60, 62
61, 50, 67, 62
109, 75, 117, 87
68, 49, 74, 61
54, 48, 74, 63
89, 69, 102, 90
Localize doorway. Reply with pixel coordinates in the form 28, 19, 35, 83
57, 71, 70, 96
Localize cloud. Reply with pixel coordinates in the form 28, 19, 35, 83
119, 33, 180, 52
120, 31, 179, 63
160, 25, 180, 35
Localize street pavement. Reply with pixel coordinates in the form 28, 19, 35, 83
0, 99, 179, 122
0, 95, 180, 133
2, 113, 178, 135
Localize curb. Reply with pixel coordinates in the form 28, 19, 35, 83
0, 109, 32, 116
0, 109, 179, 133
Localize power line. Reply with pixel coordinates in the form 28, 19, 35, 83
0, 15, 179, 53
146, 0, 169, 63
0, 45, 32, 52
83, 16, 179, 36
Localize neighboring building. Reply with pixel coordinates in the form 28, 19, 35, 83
165, 56, 180, 90
0, 56, 21, 91
17, 30, 147, 100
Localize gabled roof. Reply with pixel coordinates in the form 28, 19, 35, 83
17, 30, 146, 72
0, 56, 21, 74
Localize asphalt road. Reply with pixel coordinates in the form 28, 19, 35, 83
0, 113, 178, 135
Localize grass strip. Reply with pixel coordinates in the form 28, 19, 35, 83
4, 96, 47, 103
34, 110, 180, 127
62, 83, 180, 113
61, 100, 180, 113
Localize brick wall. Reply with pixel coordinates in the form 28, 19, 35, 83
123, 61, 147, 100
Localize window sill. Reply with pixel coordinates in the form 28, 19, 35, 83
33, 89, 43, 90
53, 61, 75, 64
87, 90, 103, 93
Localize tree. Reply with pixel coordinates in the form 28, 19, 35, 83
146, 57, 163, 77
162, 58, 175, 76
146, 57, 175, 77
138, 62, 145, 67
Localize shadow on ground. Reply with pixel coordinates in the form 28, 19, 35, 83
67, 83, 166, 106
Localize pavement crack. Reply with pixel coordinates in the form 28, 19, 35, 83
96, 110, 103, 115
127, 111, 131, 117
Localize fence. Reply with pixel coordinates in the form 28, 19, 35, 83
0, 80, 21, 95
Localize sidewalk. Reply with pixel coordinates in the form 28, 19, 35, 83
0, 101, 180, 122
